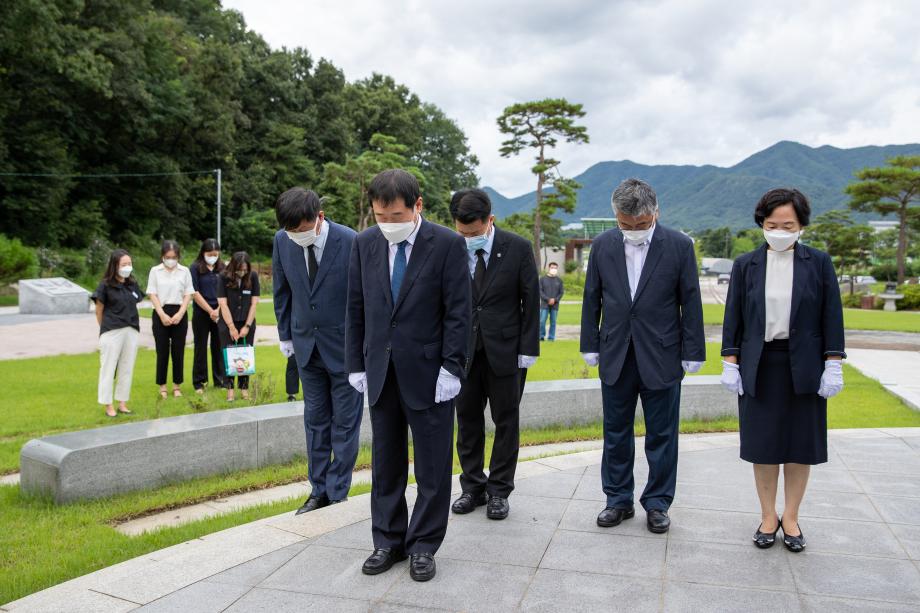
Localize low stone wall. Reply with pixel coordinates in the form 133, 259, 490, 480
20, 376, 735, 503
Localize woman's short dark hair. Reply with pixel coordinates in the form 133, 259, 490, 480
367, 169, 420, 209
449, 188, 492, 224
103, 248, 135, 286
223, 251, 253, 290
194, 238, 224, 275
754, 188, 811, 227
160, 239, 181, 259
276, 187, 322, 230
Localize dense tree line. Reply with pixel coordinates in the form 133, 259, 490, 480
0, 0, 478, 255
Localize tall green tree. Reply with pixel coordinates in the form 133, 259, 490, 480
497, 98, 588, 266
846, 155, 920, 284
807, 210, 874, 293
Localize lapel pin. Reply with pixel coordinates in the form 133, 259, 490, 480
497, 253, 502, 258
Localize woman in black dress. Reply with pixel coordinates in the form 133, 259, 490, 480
720, 188, 846, 552
217, 251, 260, 402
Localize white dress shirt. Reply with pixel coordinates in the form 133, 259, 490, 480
387, 215, 423, 279
623, 225, 656, 300
764, 248, 794, 341
146, 263, 194, 305
303, 218, 329, 269
466, 226, 495, 277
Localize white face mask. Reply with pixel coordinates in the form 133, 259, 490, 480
378, 212, 419, 244
118, 266, 133, 278
763, 229, 800, 251
286, 227, 318, 248
163, 258, 178, 269
622, 224, 655, 246
204, 255, 219, 266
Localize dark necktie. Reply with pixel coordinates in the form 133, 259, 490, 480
474, 248, 486, 296
391, 240, 408, 302
307, 245, 318, 287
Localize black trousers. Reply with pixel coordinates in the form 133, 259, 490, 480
152, 304, 188, 386
456, 349, 522, 498
218, 320, 256, 389
601, 343, 680, 512
285, 355, 300, 396
370, 362, 454, 555
192, 305, 225, 390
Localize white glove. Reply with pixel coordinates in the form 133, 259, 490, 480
582, 353, 599, 367
818, 360, 844, 399
682, 360, 704, 374
518, 355, 537, 369
434, 367, 461, 403
279, 340, 295, 358
720, 360, 744, 396
348, 372, 367, 394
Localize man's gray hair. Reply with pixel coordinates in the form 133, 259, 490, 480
611, 178, 659, 217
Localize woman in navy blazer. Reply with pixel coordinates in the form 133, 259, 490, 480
720, 188, 846, 553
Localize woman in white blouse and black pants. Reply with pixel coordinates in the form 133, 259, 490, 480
720, 188, 846, 553
147, 240, 195, 398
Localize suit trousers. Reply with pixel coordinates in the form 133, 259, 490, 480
97, 327, 139, 405
152, 304, 187, 386
601, 343, 681, 511
300, 346, 364, 501
370, 362, 454, 555
191, 306, 224, 390
456, 349, 522, 498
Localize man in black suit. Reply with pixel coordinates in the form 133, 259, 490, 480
580, 178, 705, 534
448, 189, 540, 521
346, 169, 471, 582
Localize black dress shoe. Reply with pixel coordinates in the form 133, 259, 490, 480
361, 548, 407, 575
294, 494, 329, 515
486, 495, 510, 520
596, 506, 635, 527
781, 517, 806, 553
646, 509, 671, 533
409, 553, 436, 582
451, 492, 487, 514
287, 394, 297, 402
753, 518, 780, 549
329, 498, 347, 505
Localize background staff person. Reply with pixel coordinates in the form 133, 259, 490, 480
721, 187, 845, 553
190, 238, 225, 393
147, 240, 194, 399
346, 169, 470, 582
272, 187, 362, 514
581, 178, 705, 534
449, 188, 539, 521
539, 262, 564, 341
92, 249, 143, 418
217, 251, 260, 402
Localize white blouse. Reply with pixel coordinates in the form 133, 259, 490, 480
147, 263, 194, 306
764, 248, 794, 341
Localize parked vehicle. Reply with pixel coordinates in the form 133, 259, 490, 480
717, 273, 731, 285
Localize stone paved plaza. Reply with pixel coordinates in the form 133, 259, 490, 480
5, 429, 920, 612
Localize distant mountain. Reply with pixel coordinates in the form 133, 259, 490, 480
483, 141, 920, 231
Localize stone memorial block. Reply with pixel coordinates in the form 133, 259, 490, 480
18, 277, 91, 314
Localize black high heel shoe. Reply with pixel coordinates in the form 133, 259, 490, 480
780, 517, 806, 553
753, 517, 780, 549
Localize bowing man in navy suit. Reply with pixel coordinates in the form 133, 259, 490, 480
272, 188, 363, 515
580, 178, 705, 534
346, 169, 471, 582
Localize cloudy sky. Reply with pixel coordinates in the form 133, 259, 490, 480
223, 0, 920, 196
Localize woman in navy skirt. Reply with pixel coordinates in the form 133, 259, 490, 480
720, 188, 846, 552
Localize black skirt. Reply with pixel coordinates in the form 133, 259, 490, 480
739, 339, 828, 465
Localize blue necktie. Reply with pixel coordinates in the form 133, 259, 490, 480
391, 240, 407, 303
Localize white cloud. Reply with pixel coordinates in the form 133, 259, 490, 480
224, 0, 920, 195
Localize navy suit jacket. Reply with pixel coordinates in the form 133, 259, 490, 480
272, 220, 356, 373
580, 224, 705, 390
345, 219, 471, 410
721, 242, 846, 397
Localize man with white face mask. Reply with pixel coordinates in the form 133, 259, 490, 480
272, 187, 362, 516
346, 169, 471, 582
580, 178, 705, 535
